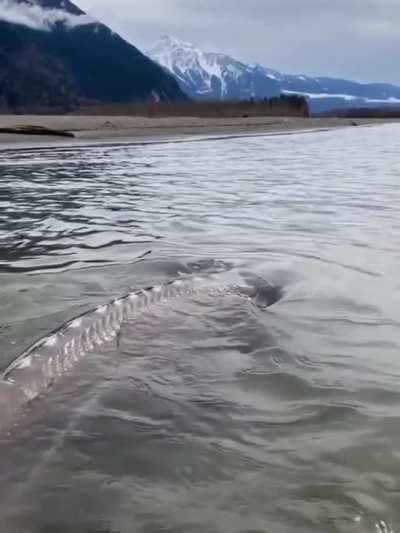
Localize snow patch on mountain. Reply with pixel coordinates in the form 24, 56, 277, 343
148, 35, 281, 100
149, 36, 400, 113
283, 90, 400, 104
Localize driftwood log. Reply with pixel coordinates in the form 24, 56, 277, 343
0, 125, 75, 138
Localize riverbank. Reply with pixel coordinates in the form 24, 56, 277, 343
0, 115, 398, 150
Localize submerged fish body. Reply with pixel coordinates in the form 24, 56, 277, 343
0, 273, 282, 434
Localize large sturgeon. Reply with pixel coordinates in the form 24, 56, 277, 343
0, 273, 282, 435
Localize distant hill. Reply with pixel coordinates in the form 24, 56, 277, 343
0, 0, 187, 112
322, 106, 400, 119
149, 36, 400, 114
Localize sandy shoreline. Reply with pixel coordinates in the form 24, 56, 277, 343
0, 115, 398, 150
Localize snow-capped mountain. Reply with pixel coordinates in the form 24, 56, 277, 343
149, 36, 400, 113
149, 35, 281, 101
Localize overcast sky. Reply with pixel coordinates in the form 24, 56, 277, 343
77, 0, 399, 84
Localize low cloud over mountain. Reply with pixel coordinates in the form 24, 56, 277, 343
0, 0, 186, 112
0, 0, 93, 30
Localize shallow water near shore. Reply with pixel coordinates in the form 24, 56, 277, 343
1, 125, 400, 532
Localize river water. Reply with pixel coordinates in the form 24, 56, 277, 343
0, 125, 400, 533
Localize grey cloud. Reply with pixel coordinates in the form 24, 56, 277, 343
0, 0, 94, 30
72, 0, 400, 84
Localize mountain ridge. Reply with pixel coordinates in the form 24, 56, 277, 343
149, 36, 400, 113
0, 2, 187, 112
149, 35, 281, 101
